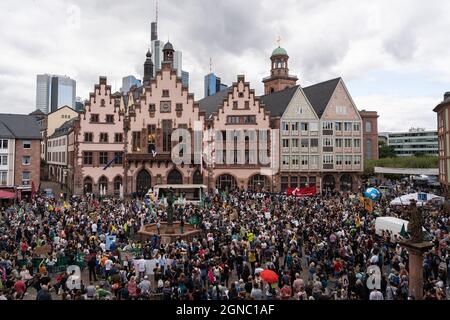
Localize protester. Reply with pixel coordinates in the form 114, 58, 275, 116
0, 181, 449, 300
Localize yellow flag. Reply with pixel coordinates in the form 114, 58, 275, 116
355, 213, 361, 228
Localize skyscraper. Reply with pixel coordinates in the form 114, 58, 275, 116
204, 73, 228, 98
181, 71, 189, 87
151, 39, 163, 77
121, 75, 142, 93
36, 74, 76, 114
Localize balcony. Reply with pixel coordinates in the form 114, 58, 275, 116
323, 146, 333, 152
323, 164, 333, 170
282, 130, 289, 136
323, 130, 333, 136
291, 130, 299, 136
291, 147, 299, 153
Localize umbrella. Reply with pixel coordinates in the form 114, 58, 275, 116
260, 269, 278, 284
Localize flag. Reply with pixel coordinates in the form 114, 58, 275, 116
355, 213, 361, 228
287, 187, 293, 196
363, 198, 373, 213
103, 153, 121, 170
189, 215, 199, 226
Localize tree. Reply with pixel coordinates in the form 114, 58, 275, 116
378, 140, 396, 158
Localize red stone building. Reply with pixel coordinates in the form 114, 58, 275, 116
433, 92, 450, 197
359, 110, 379, 160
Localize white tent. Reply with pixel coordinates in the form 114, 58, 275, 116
390, 192, 444, 206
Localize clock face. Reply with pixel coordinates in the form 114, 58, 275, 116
160, 101, 171, 113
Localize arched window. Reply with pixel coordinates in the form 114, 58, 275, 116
83, 177, 93, 194
366, 139, 372, 160
193, 170, 203, 185
365, 121, 372, 133
248, 174, 268, 191
136, 170, 151, 194
98, 176, 108, 193
167, 169, 183, 184
340, 174, 353, 192
322, 174, 335, 191
114, 176, 122, 196
216, 174, 237, 191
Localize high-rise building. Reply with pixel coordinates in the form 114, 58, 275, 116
75, 97, 84, 112
151, 40, 163, 77
181, 71, 189, 87
204, 73, 228, 97
121, 75, 142, 93
36, 74, 51, 114
36, 74, 76, 114
173, 51, 182, 77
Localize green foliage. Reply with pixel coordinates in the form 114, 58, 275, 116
364, 156, 438, 176
378, 140, 396, 158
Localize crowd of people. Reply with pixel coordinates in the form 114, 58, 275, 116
0, 181, 449, 301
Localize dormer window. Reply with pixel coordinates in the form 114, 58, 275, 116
100, 99, 105, 107
149, 104, 156, 112
175, 103, 183, 112
238, 92, 244, 98
162, 90, 169, 97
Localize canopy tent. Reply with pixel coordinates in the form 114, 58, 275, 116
374, 167, 438, 176
390, 192, 444, 206
0, 190, 15, 199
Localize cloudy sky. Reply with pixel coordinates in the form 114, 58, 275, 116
1, 0, 450, 132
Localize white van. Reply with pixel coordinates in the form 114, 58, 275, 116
375, 216, 430, 239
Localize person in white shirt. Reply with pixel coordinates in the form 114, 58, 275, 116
369, 288, 384, 300
105, 259, 113, 278
91, 223, 98, 234
137, 255, 146, 280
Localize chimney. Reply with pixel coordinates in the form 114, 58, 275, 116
445, 92, 450, 101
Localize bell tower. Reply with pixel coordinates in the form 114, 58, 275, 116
262, 42, 298, 94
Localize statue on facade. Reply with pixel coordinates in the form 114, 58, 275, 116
407, 200, 423, 243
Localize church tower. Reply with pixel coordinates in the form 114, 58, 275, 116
163, 42, 174, 64
262, 45, 298, 94
143, 49, 154, 86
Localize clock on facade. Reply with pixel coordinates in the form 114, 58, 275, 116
160, 101, 171, 113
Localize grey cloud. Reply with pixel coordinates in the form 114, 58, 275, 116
1, 0, 450, 129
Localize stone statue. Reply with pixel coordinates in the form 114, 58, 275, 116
166, 188, 175, 227
407, 200, 423, 243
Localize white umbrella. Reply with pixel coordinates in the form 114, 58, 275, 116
390, 192, 443, 206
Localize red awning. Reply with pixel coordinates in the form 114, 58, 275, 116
0, 190, 15, 199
